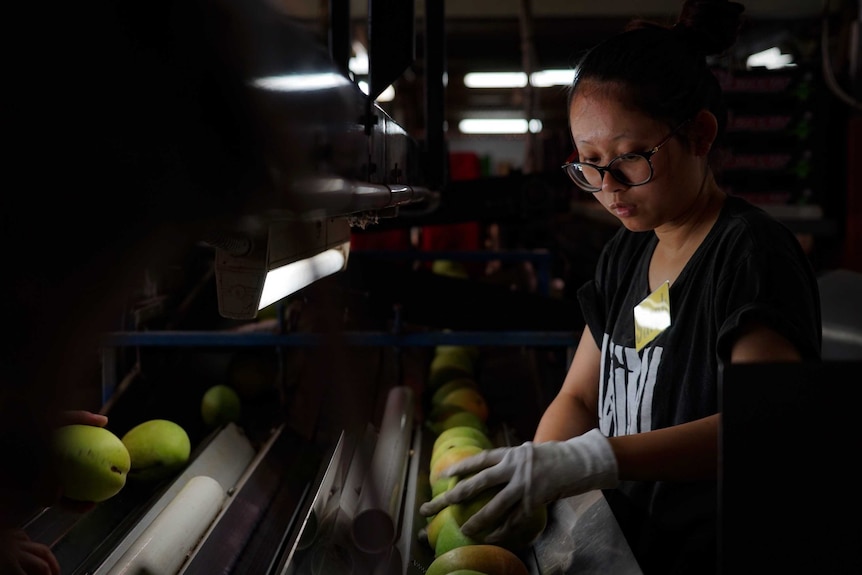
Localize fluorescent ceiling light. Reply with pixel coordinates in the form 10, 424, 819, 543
214, 219, 351, 319
531, 69, 575, 87
464, 72, 526, 88
746, 47, 796, 70
458, 118, 543, 134
252, 73, 352, 92
259, 242, 350, 310
254, 72, 393, 103
464, 69, 574, 89
358, 81, 396, 102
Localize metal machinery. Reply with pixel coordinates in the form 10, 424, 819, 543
18, 1, 645, 574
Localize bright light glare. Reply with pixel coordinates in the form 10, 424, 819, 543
633, 304, 671, 331
252, 73, 352, 92
349, 55, 369, 75
350, 41, 369, 75
531, 69, 575, 87
746, 47, 796, 70
464, 72, 527, 88
458, 119, 543, 134
464, 69, 574, 88
358, 81, 396, 102
259, 244, 348, 309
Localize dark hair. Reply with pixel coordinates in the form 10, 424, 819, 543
568, 0, 745, 144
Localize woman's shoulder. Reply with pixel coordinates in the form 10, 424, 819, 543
709, 195, 816, 288
716, 195, 802, 249
721, 195, 793, 227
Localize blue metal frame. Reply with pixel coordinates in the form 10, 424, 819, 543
102, 329, 578, 348
99, 329, 579, 406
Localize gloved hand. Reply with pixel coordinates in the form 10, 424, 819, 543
419, 429, 619, 542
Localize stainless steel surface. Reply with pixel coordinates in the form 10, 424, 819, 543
295, 431, 349, 553
396, 420, 426, 575
403, 424, 434, 575
24, 423, 258, 575
197, 0, 434, 320
97, 423, 255, 574
181, 425, 321, 575
283, 177, 435, 221
107, 476, 225, 575
34, 405, 641, 575
353, 386, 415, 554
818, 268, 862, 359
289, 423, 408, 575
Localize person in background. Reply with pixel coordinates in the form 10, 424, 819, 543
419, 1, 822, 573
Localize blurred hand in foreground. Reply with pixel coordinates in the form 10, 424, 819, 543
57, 410, 108, 428
1, 528, 60, 575
0, 410, 109, 574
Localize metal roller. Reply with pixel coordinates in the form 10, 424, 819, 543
106, 476, 226, 575
351, 385, 415, 554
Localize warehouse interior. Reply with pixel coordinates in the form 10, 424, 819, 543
3, 0, 862, 574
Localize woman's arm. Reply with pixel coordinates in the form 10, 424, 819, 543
537, 322, 802, 482
613, 322, 803, 481
728, 321, 803, 364
609, 414, 720, 480
534, 327, 602, 442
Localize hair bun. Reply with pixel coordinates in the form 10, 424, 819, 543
674, 0, 745, 56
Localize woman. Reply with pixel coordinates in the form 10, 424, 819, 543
419, 1, 822, 572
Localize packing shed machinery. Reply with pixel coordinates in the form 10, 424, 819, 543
16, 1, 645, 573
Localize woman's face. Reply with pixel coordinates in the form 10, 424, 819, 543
568, 85, 707, 233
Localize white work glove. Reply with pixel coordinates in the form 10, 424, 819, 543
419, 429, 619, 542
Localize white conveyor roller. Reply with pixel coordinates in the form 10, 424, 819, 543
107, 475, 226, 575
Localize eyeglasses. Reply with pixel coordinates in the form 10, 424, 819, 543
561, 121, 688, 193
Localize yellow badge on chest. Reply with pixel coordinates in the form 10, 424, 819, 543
634, 280, 672, 352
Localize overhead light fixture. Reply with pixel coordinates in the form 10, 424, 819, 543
258, 242, 348, 309
458, 118, 543, 134
463, 69, 574, 89
252, 72, 353, 93
213, 218, 351, 319
464, 72, 527, 88
531, 69, 575, 87
746, 47, 796, 70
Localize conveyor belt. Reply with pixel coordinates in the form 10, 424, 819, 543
183, 426, 321, 575
27, 350, 641, 575
25, 423, 256, 575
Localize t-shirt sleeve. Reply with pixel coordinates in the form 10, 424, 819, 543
576, 229, 623, 349
577, 279, 605, 349
714, 224, 822, 362
576, 227, 645, 350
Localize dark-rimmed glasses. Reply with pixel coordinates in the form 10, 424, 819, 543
561, 121, 689, 193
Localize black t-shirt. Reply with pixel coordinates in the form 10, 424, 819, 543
577, 195, 822, 574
